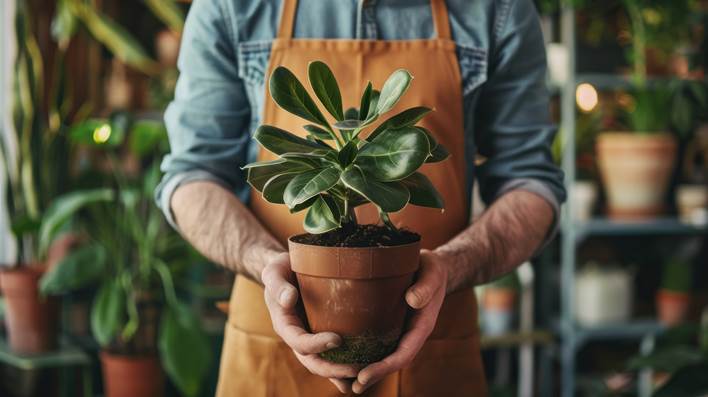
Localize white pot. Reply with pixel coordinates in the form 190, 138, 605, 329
572, 181, 598, 222
575, 265, 633, 326
546, 43, 569, 86
676, 184, 708, 225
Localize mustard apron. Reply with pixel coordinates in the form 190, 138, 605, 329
216, 0, 487, 395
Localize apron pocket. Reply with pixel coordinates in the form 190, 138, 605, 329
400, 335, 487, 397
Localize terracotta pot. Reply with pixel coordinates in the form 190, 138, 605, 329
483, 288, 516, 311
656, 289, 691, 327
101, 351, 164, 397
0, 266, 59, 354
481, 288, 517, 336
596, 133, 677, 220
289, 237, 420, 364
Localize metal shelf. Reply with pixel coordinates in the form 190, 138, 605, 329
571, 320, 665, 348
571, 218, 707, 242
0, 337, 91, 371
480, 330, 554, 349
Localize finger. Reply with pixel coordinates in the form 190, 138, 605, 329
264, 291, 341, 354
262, 260, 298, 309
295, 352, 361, 378
405, 251, 445, 309
329, 378, 353, 394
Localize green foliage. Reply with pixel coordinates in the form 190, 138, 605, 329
660, 260, 693, 293
246, 62, 448, 234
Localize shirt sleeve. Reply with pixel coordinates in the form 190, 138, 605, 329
155, 0, 252, 229
474, 0, 567, 249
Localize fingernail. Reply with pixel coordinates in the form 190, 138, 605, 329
326, 342, 338, 349
407, 290, 420, 307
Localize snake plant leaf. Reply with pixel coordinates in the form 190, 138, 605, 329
304, 124, 333, 140
337, 140, 359, 167
283, 167, 341, 208
38, 188, 114, 257
355, 127, 430, 181
376, 69, 412, 115
341, 166, 409, 212
40, 244, 108, 295
254, 125, 325, 155
91, 279, 126, 347
245, 159, 313, 192
400, 172, 444, 209
159, 302, 211, 397
304, 195, 341, 234
359, 82, 373, 120
367, 107, 433, 142
270, 66, 330, 127
262, 174, 296, 204
308, 61, 344, 121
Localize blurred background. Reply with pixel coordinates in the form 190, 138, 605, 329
0, 0, 706, 396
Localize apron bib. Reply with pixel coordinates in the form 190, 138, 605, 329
217, 0, 487, 395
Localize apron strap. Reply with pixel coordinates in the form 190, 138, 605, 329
431, 0, 452, 40
277, 0, 298, 40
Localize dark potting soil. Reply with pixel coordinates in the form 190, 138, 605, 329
292, 224, 420, 247
319, 331, 400, 365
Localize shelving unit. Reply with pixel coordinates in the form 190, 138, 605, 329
556, 6, 707, 397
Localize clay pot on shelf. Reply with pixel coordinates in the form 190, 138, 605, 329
101, 352, 164, 397
596, 133, 677, 220
676, 184, 708, 226
289, 237, 419, 364
656, 261, 692, 327
0, 266, 59, 354
575, 264, 633, 326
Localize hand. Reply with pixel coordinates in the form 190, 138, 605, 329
351, 249, 448, 394
262, 252, 361, 389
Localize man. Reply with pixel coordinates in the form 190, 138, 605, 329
157, 0, 565, 395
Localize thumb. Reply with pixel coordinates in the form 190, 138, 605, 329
405, 251, 441, 309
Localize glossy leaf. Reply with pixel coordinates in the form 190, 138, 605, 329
304, 124, 333, 140
359, 82, 373, 120
376, 69, 412, 114
401, 172, 444, 209
245, 159, 312, 192
262, 174, 296, 204
367, 90, 381, 119
270, 66, 329, 127
40, 244, 107, 295
283, 167, 341, 208
289, 196, 318, 214
254, 125, 324, 155
427, 142, 450, 163
159, 302, 211, 397
356, 127, 430, 181
341, 166, 409, 212
38, 189, 114, 257
304, 195, 341, 234
308, 61, 344, 121
368, 107, 433, 142
338, 140, 358, 167
334, 119, 367, 130
344, 107, 359, 120
91, 279, 126, 347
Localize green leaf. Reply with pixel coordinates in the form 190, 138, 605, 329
245, 159, 313, 192
144, 0, 185, 33
52, 0, 78, 49
341, 166, 409, 212
355, 127, 430, 181
262, 173, 296, 204
69, 119, 125, 147
376, 69, 412, 114
40, 244, 107, 295
11, 215, 40, 239
304, 195, 341, 234
359, 82, 373, 120
653, 363, 708, 397
629, 346, 706, 372
308, 61, 344, 121
39, 189, 114, 257
289, 196, 318, 213
304, 124, 333, 140
159, 302, 211, 397
368, 107, 433, 142
344, 107, 360, 120
367, 90, 381, 120
129, 120, 167, 156
427, 143, 450, 163
401, 173, 444, 209
338, 140, 358, 167
270, 66, 329, 127
334, 119, 368, 130
283, 167, 341, 208
254, 125, 325, 155
91, 279, 126, 346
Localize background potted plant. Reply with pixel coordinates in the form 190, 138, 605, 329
656, 260, 693, 327
481, 272, 520, 336
246, 61, 448, 364
37, 115, 211, 397
575, 263, 634, 326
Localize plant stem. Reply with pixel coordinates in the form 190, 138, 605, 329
379, 211, 398, 232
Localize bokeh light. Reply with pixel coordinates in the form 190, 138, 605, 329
576, 83, 599, 113
93, 124, 112, 144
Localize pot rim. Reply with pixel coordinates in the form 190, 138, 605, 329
288, 234, 421, 251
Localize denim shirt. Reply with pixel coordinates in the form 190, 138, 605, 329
156, 0, 567, 237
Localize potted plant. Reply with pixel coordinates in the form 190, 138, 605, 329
38, 116, 211, 397
656, 260, 693, 327
245, 62, 448, 364
575, 263, 634, 326
480, 272, 520, 336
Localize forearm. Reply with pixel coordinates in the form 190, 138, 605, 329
436, 190, 554, 292
171, 181, 283, 283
